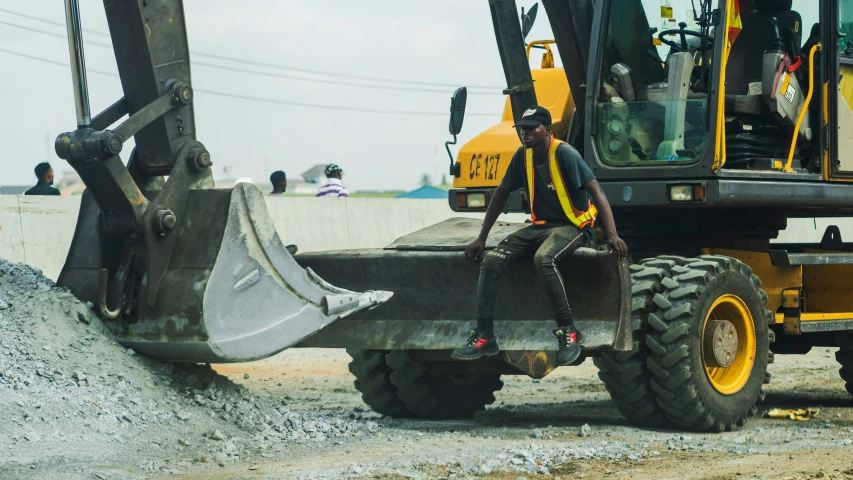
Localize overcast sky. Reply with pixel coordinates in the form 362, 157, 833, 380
0, 1, 819, 191
0, 0, 564, 191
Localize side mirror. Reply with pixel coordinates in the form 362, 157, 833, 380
446, 87, 468, 177
448, 86, 468, 136
521, 3, 539, 40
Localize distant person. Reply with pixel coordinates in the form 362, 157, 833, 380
25, 162, 61, 196
269, 170, 287, 196
315, 164, 349, 198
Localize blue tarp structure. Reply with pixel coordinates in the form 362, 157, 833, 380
395, 185, 448, 199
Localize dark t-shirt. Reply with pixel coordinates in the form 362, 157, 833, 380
500, 141, 596, 229
24, 181, 61, 196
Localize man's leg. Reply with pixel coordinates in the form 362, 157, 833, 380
452, 229, 538, 360
532, 225, 588, 365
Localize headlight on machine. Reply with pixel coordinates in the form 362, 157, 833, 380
466, 193, 487, 208
668, 184, 705, 202
669, 185, 694, 201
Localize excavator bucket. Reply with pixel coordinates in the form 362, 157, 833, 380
52, 0, 390, 364
58, 183, 391, 363
296, 218, 631, 352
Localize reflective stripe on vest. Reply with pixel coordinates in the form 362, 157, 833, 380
525, 137, 598, 229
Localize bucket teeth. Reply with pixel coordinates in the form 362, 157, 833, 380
323, 290, 394, 317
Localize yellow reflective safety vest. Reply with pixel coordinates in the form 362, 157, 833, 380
525, 137, 598, 229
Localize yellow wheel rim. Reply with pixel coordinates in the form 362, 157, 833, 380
701, 294, 756, 395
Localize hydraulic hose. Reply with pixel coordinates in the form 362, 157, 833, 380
784, 42, 822, 173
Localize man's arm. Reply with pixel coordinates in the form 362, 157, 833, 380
464, 185, 510, 263
583, 179, 628, 258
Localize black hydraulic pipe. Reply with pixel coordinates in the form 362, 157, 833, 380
489, 0, 538, 124
542, 0, 594, 118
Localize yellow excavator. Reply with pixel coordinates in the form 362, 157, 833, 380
434, 0, 853, 431
55, 0, 853, 433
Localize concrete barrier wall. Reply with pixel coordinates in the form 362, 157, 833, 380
264, 197, 524, 252
0, 195, 524, 281
0, 195, 82, 281
2, 194, 852, 282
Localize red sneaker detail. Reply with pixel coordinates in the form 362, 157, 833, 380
475, 337, 489, 348
569, 331, 577, 343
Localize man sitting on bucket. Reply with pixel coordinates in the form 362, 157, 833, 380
453, 105, 628, 365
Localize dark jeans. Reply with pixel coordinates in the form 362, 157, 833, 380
476, 223, 589, 333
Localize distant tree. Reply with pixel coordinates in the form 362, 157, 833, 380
419, 173, 433, 187
441, 174, 448, 186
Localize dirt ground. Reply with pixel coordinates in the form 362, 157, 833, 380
146, 347, 853, 480
3, 262, 852, 480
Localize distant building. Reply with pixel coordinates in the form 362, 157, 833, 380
216, 176, 256, 188
8, 168, 350, 197
288, 180, 322, 195
57, 170, 85, 196
301, 164, 327, 184
1, 169, 84, 196
395, 185, 449, 199
216, 175, 322, 196
0, 186, 29, 195
248, 179, 320, 195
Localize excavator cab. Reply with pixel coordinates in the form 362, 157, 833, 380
724, 1, 813, 169
592, 0, 714, 166
587, 0, 829, 175
54, 0, 390, 363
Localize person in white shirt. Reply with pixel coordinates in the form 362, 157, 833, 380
315, 164, 349, 198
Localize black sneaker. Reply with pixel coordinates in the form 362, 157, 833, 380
555, 327, 583, 366
451, 330, 500, 360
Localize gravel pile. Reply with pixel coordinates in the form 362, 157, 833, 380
0, 258, 378, 478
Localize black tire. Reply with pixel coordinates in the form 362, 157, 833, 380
593, 259, 678, 427
385, 350, 503, 419
835, 332, 853, 397
347, 349, 410, 417
646, 255, 774, 432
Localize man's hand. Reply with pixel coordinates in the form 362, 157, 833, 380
464, 185, 509, 264
606, 235, 628, 259
583, 179, 627, 259
465, 238, 486, 263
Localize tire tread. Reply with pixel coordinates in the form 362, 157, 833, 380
644, 256, 774, 432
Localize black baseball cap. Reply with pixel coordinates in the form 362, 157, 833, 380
513, 105, 552, 127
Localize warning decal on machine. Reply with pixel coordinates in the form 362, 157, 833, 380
784, 84, 797, 103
